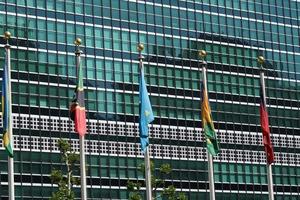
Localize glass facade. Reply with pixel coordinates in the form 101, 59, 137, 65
0, 0, 300, 199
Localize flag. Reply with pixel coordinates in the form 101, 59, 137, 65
201, 82, 219, 156
139, 68, 154, 152
260, 85, 274, 164
70, 58, 86, 136
2, 50, 13, 157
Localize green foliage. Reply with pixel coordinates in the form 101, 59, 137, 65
163, 185, 176, 199
49, 184, 75, 200
129, 193, 142, 200
177, 193, 188, 200
128, 162, 187, 200
127, 181, 142, 200
50, 139, 80, 200
127, 181, 141, 191
159, 164, 172, 174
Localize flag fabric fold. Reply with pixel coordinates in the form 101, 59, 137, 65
139, 68, 154, 152
201, 82, 219, 156
260, 85, 275, 164
2, 50, 13, 157
70, 57, 86, 136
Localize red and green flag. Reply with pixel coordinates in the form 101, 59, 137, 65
2, 49, 13, 157
201, 83, 219, 156
70, 59, 86, 136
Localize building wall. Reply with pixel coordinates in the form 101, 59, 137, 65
0, 0, 300, 199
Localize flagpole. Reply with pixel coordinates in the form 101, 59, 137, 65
74, 38, 87, 200
144, 147, 152, 200
138, 43, 152, 200
199, 50, 215, 200
4, 31, 15, 200
258, 56, 274, 200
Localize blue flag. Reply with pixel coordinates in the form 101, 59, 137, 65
139, 69, 154, 152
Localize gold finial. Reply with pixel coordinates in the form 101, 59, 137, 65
137, 43, 144, 52
199, 50, 207, 59
74, 38, 82, 46
258, 56, 265, 65
4, 31, 11, 40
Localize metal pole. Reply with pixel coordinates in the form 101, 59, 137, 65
144, 147, 152, 200
75, 39, 87, 200
79, 136, 87, 200
259, 57, 274, 200
138, 44, 152, 200
267, 164, 274, 200
4, 31, 15, 200
207, 153, 215, 200
201, 57, 215, 200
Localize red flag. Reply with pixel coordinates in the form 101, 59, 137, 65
260, 88, 274, 164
